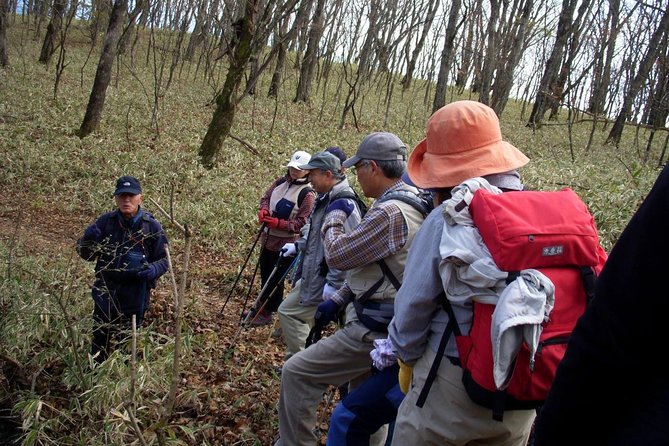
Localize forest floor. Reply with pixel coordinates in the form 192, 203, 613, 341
0, 194, 336, 445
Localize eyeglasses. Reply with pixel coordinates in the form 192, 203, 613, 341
351, 161, 371, 176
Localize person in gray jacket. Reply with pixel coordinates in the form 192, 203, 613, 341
388, 101, 535, 445
277, 151, 363, 359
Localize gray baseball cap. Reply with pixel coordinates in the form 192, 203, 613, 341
343, 132, 407, 168
298, 151, 342, 173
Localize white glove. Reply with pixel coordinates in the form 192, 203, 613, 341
370, 338, 397, 370
322, 282, 338, 300
280, 242, 297, 257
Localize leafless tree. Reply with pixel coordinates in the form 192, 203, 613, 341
38, 0, 66, 64
433, 0, 463, 112
339, 0, 379, 129
547, 0, 594, 120
527, 0, 583, 128
267, 12, 290, 97
294, 0, 326, 102
291, 0, 314, 68
198, 0, 301, 167
587, 0, 620, 116
455, 0, 478, 92
477, 0, 500, 105
78, 0, 128, 138
607, 4, 669, 146
184, 0, 210, 61
0, 0, 9, 67
490, 0, 536, 115
401, 0, 439, 90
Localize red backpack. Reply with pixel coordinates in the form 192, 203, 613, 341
416, 188, 608, 421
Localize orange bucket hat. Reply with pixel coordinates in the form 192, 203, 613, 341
407, 100, 529, 188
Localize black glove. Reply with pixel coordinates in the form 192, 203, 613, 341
314, 299, 341, 326
83, 223, 102, 241
137, 264, 159, 281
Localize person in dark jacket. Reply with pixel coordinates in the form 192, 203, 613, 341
77, 176, 169, 363
532, 165, 669, 445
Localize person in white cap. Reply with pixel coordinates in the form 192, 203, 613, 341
248, 151, 316, 326
388, 101, 535, 444
276, 150, 363, 361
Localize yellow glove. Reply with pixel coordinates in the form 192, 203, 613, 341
398, 358, 414, 394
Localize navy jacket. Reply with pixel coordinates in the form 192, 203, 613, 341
77, 208, 169, 314
533, 165, 669, 445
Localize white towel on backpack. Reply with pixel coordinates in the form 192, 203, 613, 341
491, 269, 555, 390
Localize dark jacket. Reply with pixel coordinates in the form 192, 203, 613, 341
533, 165, 669, 445
77, 208, 168, 314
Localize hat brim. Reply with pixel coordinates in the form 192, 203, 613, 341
408, 138, 529, 189
114, 187, 141, 196
342, 154, 363, 168
285, 162, 305, 170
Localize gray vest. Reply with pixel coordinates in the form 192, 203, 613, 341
299, 178, 362, 306
345, 195, 425, 325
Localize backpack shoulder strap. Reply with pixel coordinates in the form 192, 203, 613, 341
416, 292, 461, 407
378, 189, 432, 217
330, 188, 368, 216
297, 186, 315, 207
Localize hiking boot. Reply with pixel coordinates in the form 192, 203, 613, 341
241, 308, 257, 321
248, 310, 272, 326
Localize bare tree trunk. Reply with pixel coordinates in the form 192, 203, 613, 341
198, 0, 256, 168
267, 14, 289, 97
588, 0, 620, 115
526, 0, 579, 128
78, 0, 128, 138
490, 0, 535, 115
0, 0, 8, 67
88, 0, 110, 47
118, 0, 146, 57
184, 0, 209, 61
432, 0, 462, 112
340, 0, 378, 128
39, 0, 66, 64
548, 0, 592, 120
401, 0, 439, 90
455, 0, 477, 91
478, 0, 499, 105
291, 0, 314, 68
607, 5, 669, 146
294, 0, 326, 103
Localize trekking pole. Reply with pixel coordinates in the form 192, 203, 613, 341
220, 223, 265, 317
305, 317, 324, 347
243, 254, 300, 326
224, 255, 298, 357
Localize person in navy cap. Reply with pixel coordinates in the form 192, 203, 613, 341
77, 175, 169, 363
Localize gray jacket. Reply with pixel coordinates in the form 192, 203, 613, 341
297, 177, 363, 306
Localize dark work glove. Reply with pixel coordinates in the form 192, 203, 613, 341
137, 264, 159, 281
83, 223, 102, 241
262, 216, 289, 231
325, 199, 354, 217
257, 208, 270, 224
314, 299, 341, 326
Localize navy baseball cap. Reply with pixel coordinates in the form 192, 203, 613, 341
114, 176, 142, 195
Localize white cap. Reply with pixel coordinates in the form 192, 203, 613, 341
284, 150, 311, 169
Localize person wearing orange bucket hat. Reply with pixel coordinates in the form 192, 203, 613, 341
387, 101, 536, 445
